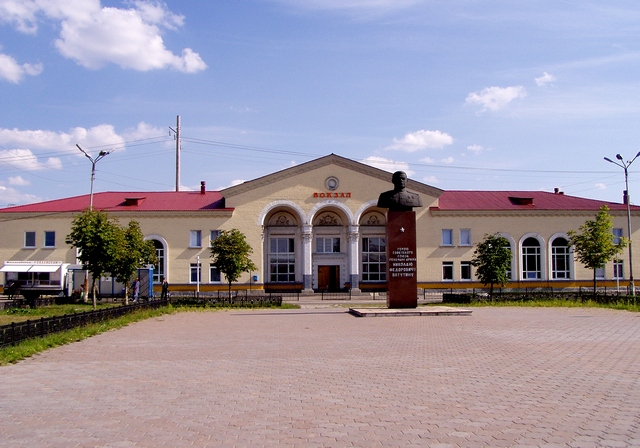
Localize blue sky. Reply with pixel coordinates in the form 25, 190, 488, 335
1, 0, 640, 207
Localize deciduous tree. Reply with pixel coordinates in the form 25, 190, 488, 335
65, 209, 119, 309
210, 229, 257, 297
471, 233, 512, 298
109, 220, 158, 305
568, 205, 627, 296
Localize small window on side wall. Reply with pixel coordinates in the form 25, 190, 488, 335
44, 231, 55, 248
442, 229, 453, 246
24, 231, 36, 248
460, 229, 471, 246
190, 230, 202, 248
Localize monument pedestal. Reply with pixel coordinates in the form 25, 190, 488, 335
386, 211, 418, 308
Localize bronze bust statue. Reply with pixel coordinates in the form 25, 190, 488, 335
377, 171, 423, 211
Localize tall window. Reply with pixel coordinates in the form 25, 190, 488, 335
459, 229, 471, 246
461, 261, 472, 280
190, 262, 202, 283
190, 230, 202, 247
522, 237, 541, 279
269, 237, 295, 282
152, 240, 164, 283
614, 260, 624, 279
210, 264, 221, 283
442, 262, 454, 280
613, 228, 623, 244
442, 229, 453, 246
316, 237, 340, 253
44, 231, 55, 248
551, 237, 571, 279
362, 237, 386, 282
24, 231, 36, 248
504, 241, 513, 280
210, 230, 220, 246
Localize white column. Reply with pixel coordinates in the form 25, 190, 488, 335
302, 225, 314, 292
348, 225, 361, 293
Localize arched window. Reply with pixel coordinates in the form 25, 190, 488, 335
551, 237, 571, 279
151, 239, 165, 283
522, 237, 541, 279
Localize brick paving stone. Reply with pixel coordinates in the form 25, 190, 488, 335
1, 307, 640, 447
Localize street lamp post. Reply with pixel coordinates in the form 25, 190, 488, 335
604, 151, 640, 296
76, 144, 112, 303
76, 144, 111, 210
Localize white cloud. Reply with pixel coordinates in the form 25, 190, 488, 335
441, 156, 454, 164
274, 0, 421, 16
422, 175, 439, 184
467, 144, 484, 154
386, 130, 454, 152
121, 122, 166, 143
0, 184, 40, 207
0, 52, 42, 83
8, 175, 29, 186
0, 0, 206, 73
361, 155, 414, 176
595, 183, 606, 190
535, 72, 557, 87
0, 124, 126, 156
420, 156, 435, 163
465, 86, 527, 112
0, 149, 62, 171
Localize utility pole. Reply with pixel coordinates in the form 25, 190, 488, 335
169, 115, 181, 192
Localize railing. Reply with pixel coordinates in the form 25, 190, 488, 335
0, 298, 168, 348
440, 287, 637, 305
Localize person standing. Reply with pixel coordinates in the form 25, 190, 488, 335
161, 277, 169, 300
132, 278, 140, 303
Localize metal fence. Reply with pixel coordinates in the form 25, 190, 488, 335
0, 298, 168, 348
440, 287, 637, 305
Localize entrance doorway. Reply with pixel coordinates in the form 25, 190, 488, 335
317, 265, 340, 291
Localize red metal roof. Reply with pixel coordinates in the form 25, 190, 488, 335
432, 191, 639, 212
0, 191, 230, 213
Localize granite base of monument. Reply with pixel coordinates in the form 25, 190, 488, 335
349, 306, 472, 317
386, 211, 418, 308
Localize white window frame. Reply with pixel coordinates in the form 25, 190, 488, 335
460, 261, 472, 281
613, 228, 623, 244
210, 230, 220, 247
521, 236, 542, 280
613, 260, 624, 279
43, 231, 55, 248
316, 237, 340, 253
24, 231, 36, 248
551, 236, 571, 279
209, 263, 221, 283
190, 262, 202, 283
441, 229, 453, 246
442, 261, 454, 281
269, 237, 296, 283
459, 229, 471, 246
190, 230, 202, 248
361, 237, 386, 282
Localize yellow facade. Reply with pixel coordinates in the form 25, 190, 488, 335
1, 154, 638, 293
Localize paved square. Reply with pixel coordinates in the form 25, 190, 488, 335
1, 306, 640, 447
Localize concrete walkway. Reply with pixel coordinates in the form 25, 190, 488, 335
1, 306, 640, 447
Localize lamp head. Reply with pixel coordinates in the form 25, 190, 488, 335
616, 154, 623, 161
